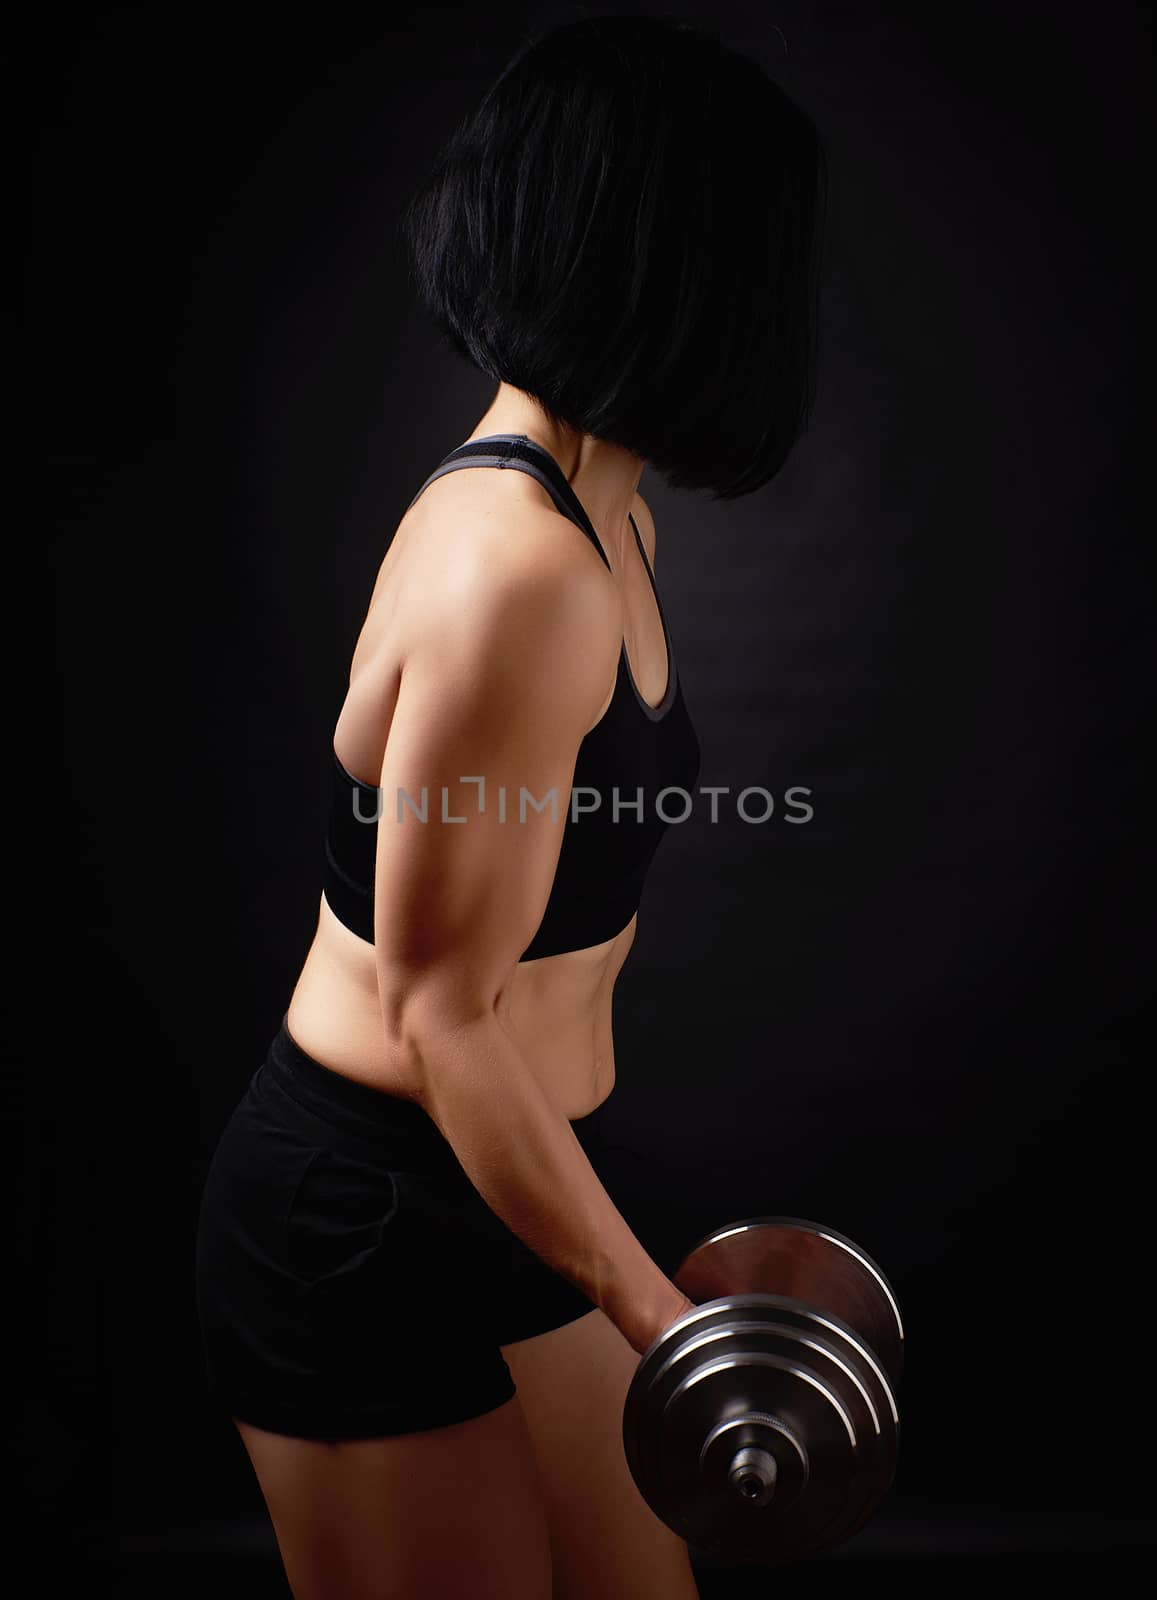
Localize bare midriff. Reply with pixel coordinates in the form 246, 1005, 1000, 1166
285, 900, 636, 1119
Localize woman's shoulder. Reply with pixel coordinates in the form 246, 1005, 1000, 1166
401, 468, 617, 627
370, 470, 616, 687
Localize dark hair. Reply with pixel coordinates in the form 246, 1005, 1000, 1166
400, 13, 828, 500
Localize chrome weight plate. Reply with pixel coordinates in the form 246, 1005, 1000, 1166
673, 1218, 904, 1390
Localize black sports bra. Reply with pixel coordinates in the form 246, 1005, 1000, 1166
322, 433, 701, 961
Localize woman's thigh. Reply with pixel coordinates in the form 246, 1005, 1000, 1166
501, 1309, 701, 1600
236, 1394, 552, 1600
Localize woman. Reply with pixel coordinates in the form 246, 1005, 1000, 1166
195, 14, 826, 1598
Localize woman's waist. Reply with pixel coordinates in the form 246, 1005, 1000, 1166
244, 1014, 611, 1181
283, 993, 616, 1125
289, 922, 618, 1118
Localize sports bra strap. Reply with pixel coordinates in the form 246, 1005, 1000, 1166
403, 434, 614, 573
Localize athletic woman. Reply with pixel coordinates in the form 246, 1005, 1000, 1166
196, 16, 826, 1597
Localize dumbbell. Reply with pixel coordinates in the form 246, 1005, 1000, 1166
621, 1217, 904, 1564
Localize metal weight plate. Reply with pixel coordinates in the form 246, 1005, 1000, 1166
673, 1218, 904, 1390
622, 1219, 904, 1564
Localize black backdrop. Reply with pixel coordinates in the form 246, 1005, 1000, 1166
35, 0, 1153, 1586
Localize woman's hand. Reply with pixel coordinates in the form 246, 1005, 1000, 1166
628, 1286, 697, 1357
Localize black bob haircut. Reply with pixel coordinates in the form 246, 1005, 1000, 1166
400, 12, 829, 501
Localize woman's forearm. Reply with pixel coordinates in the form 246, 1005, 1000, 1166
403, 1007, 687, 1355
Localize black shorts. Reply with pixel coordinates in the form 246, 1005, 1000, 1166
194, 1017, 608, 1441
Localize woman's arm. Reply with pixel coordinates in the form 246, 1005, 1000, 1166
371, 507, 691, 1356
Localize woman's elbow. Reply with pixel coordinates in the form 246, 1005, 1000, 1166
378, 967, 496, 1094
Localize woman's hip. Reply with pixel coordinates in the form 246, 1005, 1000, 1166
193, 1018, 608, 1423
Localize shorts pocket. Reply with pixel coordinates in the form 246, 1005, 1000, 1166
283, 1145, 402, 1291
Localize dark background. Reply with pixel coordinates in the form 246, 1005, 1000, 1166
35, 0, 1153, 1590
